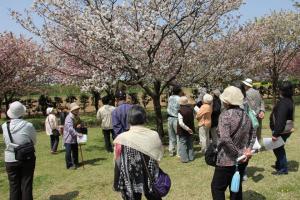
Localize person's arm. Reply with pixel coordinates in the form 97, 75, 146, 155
112, 110, 122, 137
178, 113, 192, 132
196, 106, 208, 120
273, 101, 288, 137
96, 109, 102, 121
27, 123, 37, 145
218, 113, 240, 159
194, 105, 199, 113
65, 116, 80, 137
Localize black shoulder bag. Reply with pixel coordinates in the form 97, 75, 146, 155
205, 109, 244, 167
48, 117, 60, 136
7, 121, 35, 161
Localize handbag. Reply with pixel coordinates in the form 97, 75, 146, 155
7, 121, 35, 161
48, 117, 60, 136
246, 109, 259, 129
142, 155, 171, 198
230, 164, 241, 193
205, 109, 244, 167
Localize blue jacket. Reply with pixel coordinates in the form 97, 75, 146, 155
112, 103, 133, 138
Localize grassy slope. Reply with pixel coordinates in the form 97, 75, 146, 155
0, 108, 300, 200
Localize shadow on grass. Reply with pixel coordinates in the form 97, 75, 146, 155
49, 191, 79, 200
247, 166, 265, 183
288, 160, 299, 172
244, 190, 266, 200
84, 145, 105, 152
81, 158, 107, 166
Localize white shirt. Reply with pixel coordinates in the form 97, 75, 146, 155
45, 114, 58, 136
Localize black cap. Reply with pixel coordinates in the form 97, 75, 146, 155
115, 90, 126, 100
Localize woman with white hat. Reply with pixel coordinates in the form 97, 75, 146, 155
211, 86, 256, 200
45, 107, 59, 154
2, 101, 37, 200
63, 102, 83, 170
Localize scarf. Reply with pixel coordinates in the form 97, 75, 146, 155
113, 126, 164, 161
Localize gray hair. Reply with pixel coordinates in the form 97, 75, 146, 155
127, 105, 147, 125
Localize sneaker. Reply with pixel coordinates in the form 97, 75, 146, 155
68, 166, 77, 170
272, 171, 288, 175
242, 174, 248, 181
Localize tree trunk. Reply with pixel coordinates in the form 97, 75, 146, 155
152, 94, 164, 137
92, 91, 100, 113
271, 67, 279, 105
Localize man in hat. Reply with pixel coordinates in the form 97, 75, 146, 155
63, 103, 83, 169
112, 91, 133, 139
242, 78, 265, 142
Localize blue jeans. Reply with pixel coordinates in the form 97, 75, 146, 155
168, 117, 179, 155
65, 143, 79, 168
273, 134, 291, 173
178, 135, 194, 162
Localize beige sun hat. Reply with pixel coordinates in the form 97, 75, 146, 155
7, 101, 26, 119
242, 78, 253, 88
70, 103, 80, 112
203, 94, 213, 104
220, 86, 244, 106
179, 96, 189, 105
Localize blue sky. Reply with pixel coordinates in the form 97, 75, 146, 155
0, 0, 297, 40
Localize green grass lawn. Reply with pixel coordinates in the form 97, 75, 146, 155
0, 108, 300, 200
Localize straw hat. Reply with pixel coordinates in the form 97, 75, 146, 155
7, 101, 26, 119
220, 86, 244, 106
46, 107, 54, 115
70, 103, 80, 112
203, 94, 213, 104
242, 78, 253, 88
179, 96, 189, 105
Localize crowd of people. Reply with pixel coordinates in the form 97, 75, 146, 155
2, 78, 295, 200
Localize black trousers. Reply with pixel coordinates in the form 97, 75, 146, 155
102, 129, 114, 152
211, 163, 247, 200
64, 143, 79, 168
5, 157, 36, 200
122, 192, 162, 200
50, 135, 59, 152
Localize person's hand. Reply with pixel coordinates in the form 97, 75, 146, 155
258, 111, 265, 119
76, 124, 81, 128
272, 136, 278, 142
188, 129, 193, 135
241, 148, 252, 163
77, 133, 83, 137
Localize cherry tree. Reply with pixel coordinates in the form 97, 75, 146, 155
253, 11, 300, 103
13, 0, 243, 135
0, 32, 46, 116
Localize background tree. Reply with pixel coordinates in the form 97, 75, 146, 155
13, 0, 243, 135
80, 93, 90, 113
0, 32, 46, 117
253, 11, 300, 103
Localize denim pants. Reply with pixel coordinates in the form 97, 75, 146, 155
168, 117, 179, 155
102, 129, 114, 152
199, 126, 210, 152
65, 143, 79, 168
273, 134, 291, 173
178, 135, 194, 162
50, 134, 59, 152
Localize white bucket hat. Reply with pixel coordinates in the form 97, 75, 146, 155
7, 101, 26, 119
220, 86, 244, 106
46, 107, 54, 115
179, 96, 189, 105
70, 103, 80, 112
242, 78, 253, 88
203, 94, 213, 104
